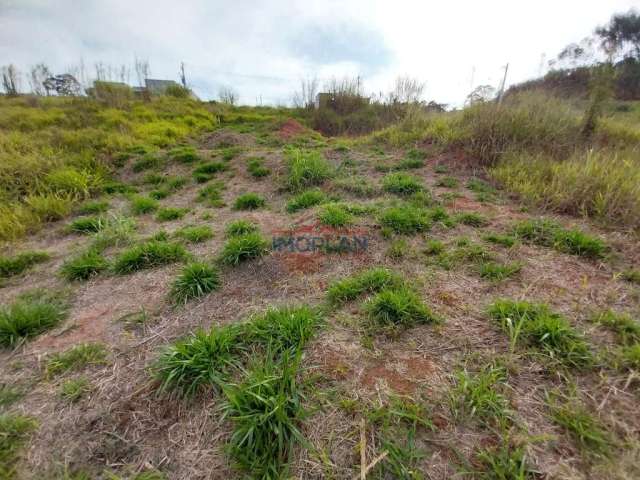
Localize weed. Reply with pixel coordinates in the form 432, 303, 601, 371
286, 189, 326, 213
436, 176, 459, 188
225, 219, 259, 238
0, 251, 49, 278
379, 205, 430, 234
382, 172, 424, 196
548, 393, 612, 457
170, 262, 221, 304
483, 233, 517, 248
222, 353, 306, 479
327, 267, 403, 305
175, 225, 213, 243
0, 293, 67, 347
113, 240, 188, 274
455, 212, 489, 227
0, 413, 37, 478
129, 195, 159, 215
60, 377, 91, 403
479, 262, 522, 281
475, 440, 537, 480
234, 193, 266, 210
365, 286, 438, 333
592, 310, 640, 345
318, 203, 353, 227
285, 148, 334, 191
155, 324, 243, 396
451, 364, 509, 423
488, 300, 591, 367
156, 207, 188, 222
77, 200, 110, 215
60, 249, 109, 281
247, 157, 271, 178
219, 232, 269, 265
46, 343, 108, 376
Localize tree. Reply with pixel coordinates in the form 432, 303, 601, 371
292, 77, 318, 109
219, 86, 238, 105
1, 64, 20, 96
134, 57, 151, 87
29, 64, 52, 95
386, 76, 425, 104
43, 74, 82, 96
596, 10, 640, 60
465, 85, 496, 105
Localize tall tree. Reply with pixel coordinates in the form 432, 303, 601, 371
596, 10, 640, 60
1, 65, 20, 96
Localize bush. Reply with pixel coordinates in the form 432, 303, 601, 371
113, 240, 188, 274
0, 251, 49, 278
130, 195, 159, 215
382, 172, 423, 196
234, 193, 266, 210
170, 262, 221, 304
286, 189, 326, 213
219, 232, 269, 265
379, 205, 430, 234
327, 267, 403, 305
156, 207, 188, 221
60, 249, 109, 281
285, 149, 334, 191
365, 287, 438, 333
318, 203, 353, 227
0, 293, 67, 347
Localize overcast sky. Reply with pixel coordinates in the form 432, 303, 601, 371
1, 0, 638, 106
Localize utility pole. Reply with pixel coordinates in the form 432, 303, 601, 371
180, 62, 187, 88
497, 63, 509, 104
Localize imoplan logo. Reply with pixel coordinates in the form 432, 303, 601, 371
271, 223, 370, 254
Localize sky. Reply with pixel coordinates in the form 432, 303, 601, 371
1, 0, 638, 107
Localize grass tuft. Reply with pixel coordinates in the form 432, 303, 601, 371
513, 219, 607, 258
113, 240, 188, 274
478, 261, 522, 282
67, 216, 106, 234
246, 306, 320, 354
365, 286, 438, 333
592, 310, 640, 345
46, 343, 108, 376
247, 157, 271, 178
0, 413, 37, 478
60, 378, 91, 403
0, 251, 49, 279
60, 249, 109, 281
455, 212, 489, 227
379, 205, 430, 234
225, 219, 259, 238
285, 148, 334, 191
0, 293, 67, 348
174, 225, 213, 243
286, 189, 326, 213
327, 267, 403, 305
234, 193, 266, 210
219, 232, 269, 265
451, 364, 509, 423
382, 172, 424, 196
155, 207, 188, 222
318, 203, 353, 227
170, 262, 221, 304
130, 195, 159, 215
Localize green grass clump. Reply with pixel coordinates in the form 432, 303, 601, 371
0, 293, 67, 347
156, 207, 188, 222
318, 203, 353, 227
246, 306, 319, 354
395, 157, 424, 170
247, 157, 271, 178
192, 161, 228, 181
479, 261, 522, 282
169, 145, 200, 163
91, 215, 136, 251
219, 233, 269, 265
333, 176, 377, 197
175, 225, 213, 243
222, 354, 305, 480
285, 148, 334, 191
0, 386, 22, 409
365, 287, 438, 333
548, 394, 612, 457
170, 262, 221, 304
386, 238, 410, 260
197, 182, 225, 207
327, 267, 403, 305
219, 146, 243, 161
379, 205, 430, 234
513, 219, 607, 258
435, 176, 459, 188
0, 413, 37, 478
286, 189, 326, 213
67, 215, 106, 234
0, 251, 49, 278
615, 343, 640, 370
155, 324, 243, 396
46, 343, 108, 376
455, 212, 489, 227
60, 377, 91, 403
483, 233, 517, 247
382, 172, 424, 196
60, 249, 109, 281
451, 364, 509, 423
234, 193, 266, 210
475, 441, 536, 480
133, 153, 163, 172
424, 239, 445, 255
225, 220, 259, 238
622, 269, 640, 284
113, 240, 188, 274
77, 200, 109, 215
593, 310, 640, 345
467, 178, 496, 194
488, 300, 591, 367
130, 195, 159, 215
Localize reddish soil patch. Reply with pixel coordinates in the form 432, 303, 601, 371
361, 356, 436, 394
278, 118, 306, 139
317, 348, 352, 381
448, 196, 487, 213
278, 252, 326, 274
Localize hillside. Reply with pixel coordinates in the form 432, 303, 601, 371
1, 93, 640, 480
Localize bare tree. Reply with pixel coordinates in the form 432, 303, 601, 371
292, 77, 318, 108
465, 85, 496, 105
29, 63, 51, 95
1, 64, 20, 96
135, 57, 151, 87
386, 76, 425, 104
219, 86, 238, 105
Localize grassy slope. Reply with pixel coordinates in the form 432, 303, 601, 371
0, 94, 639, 479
